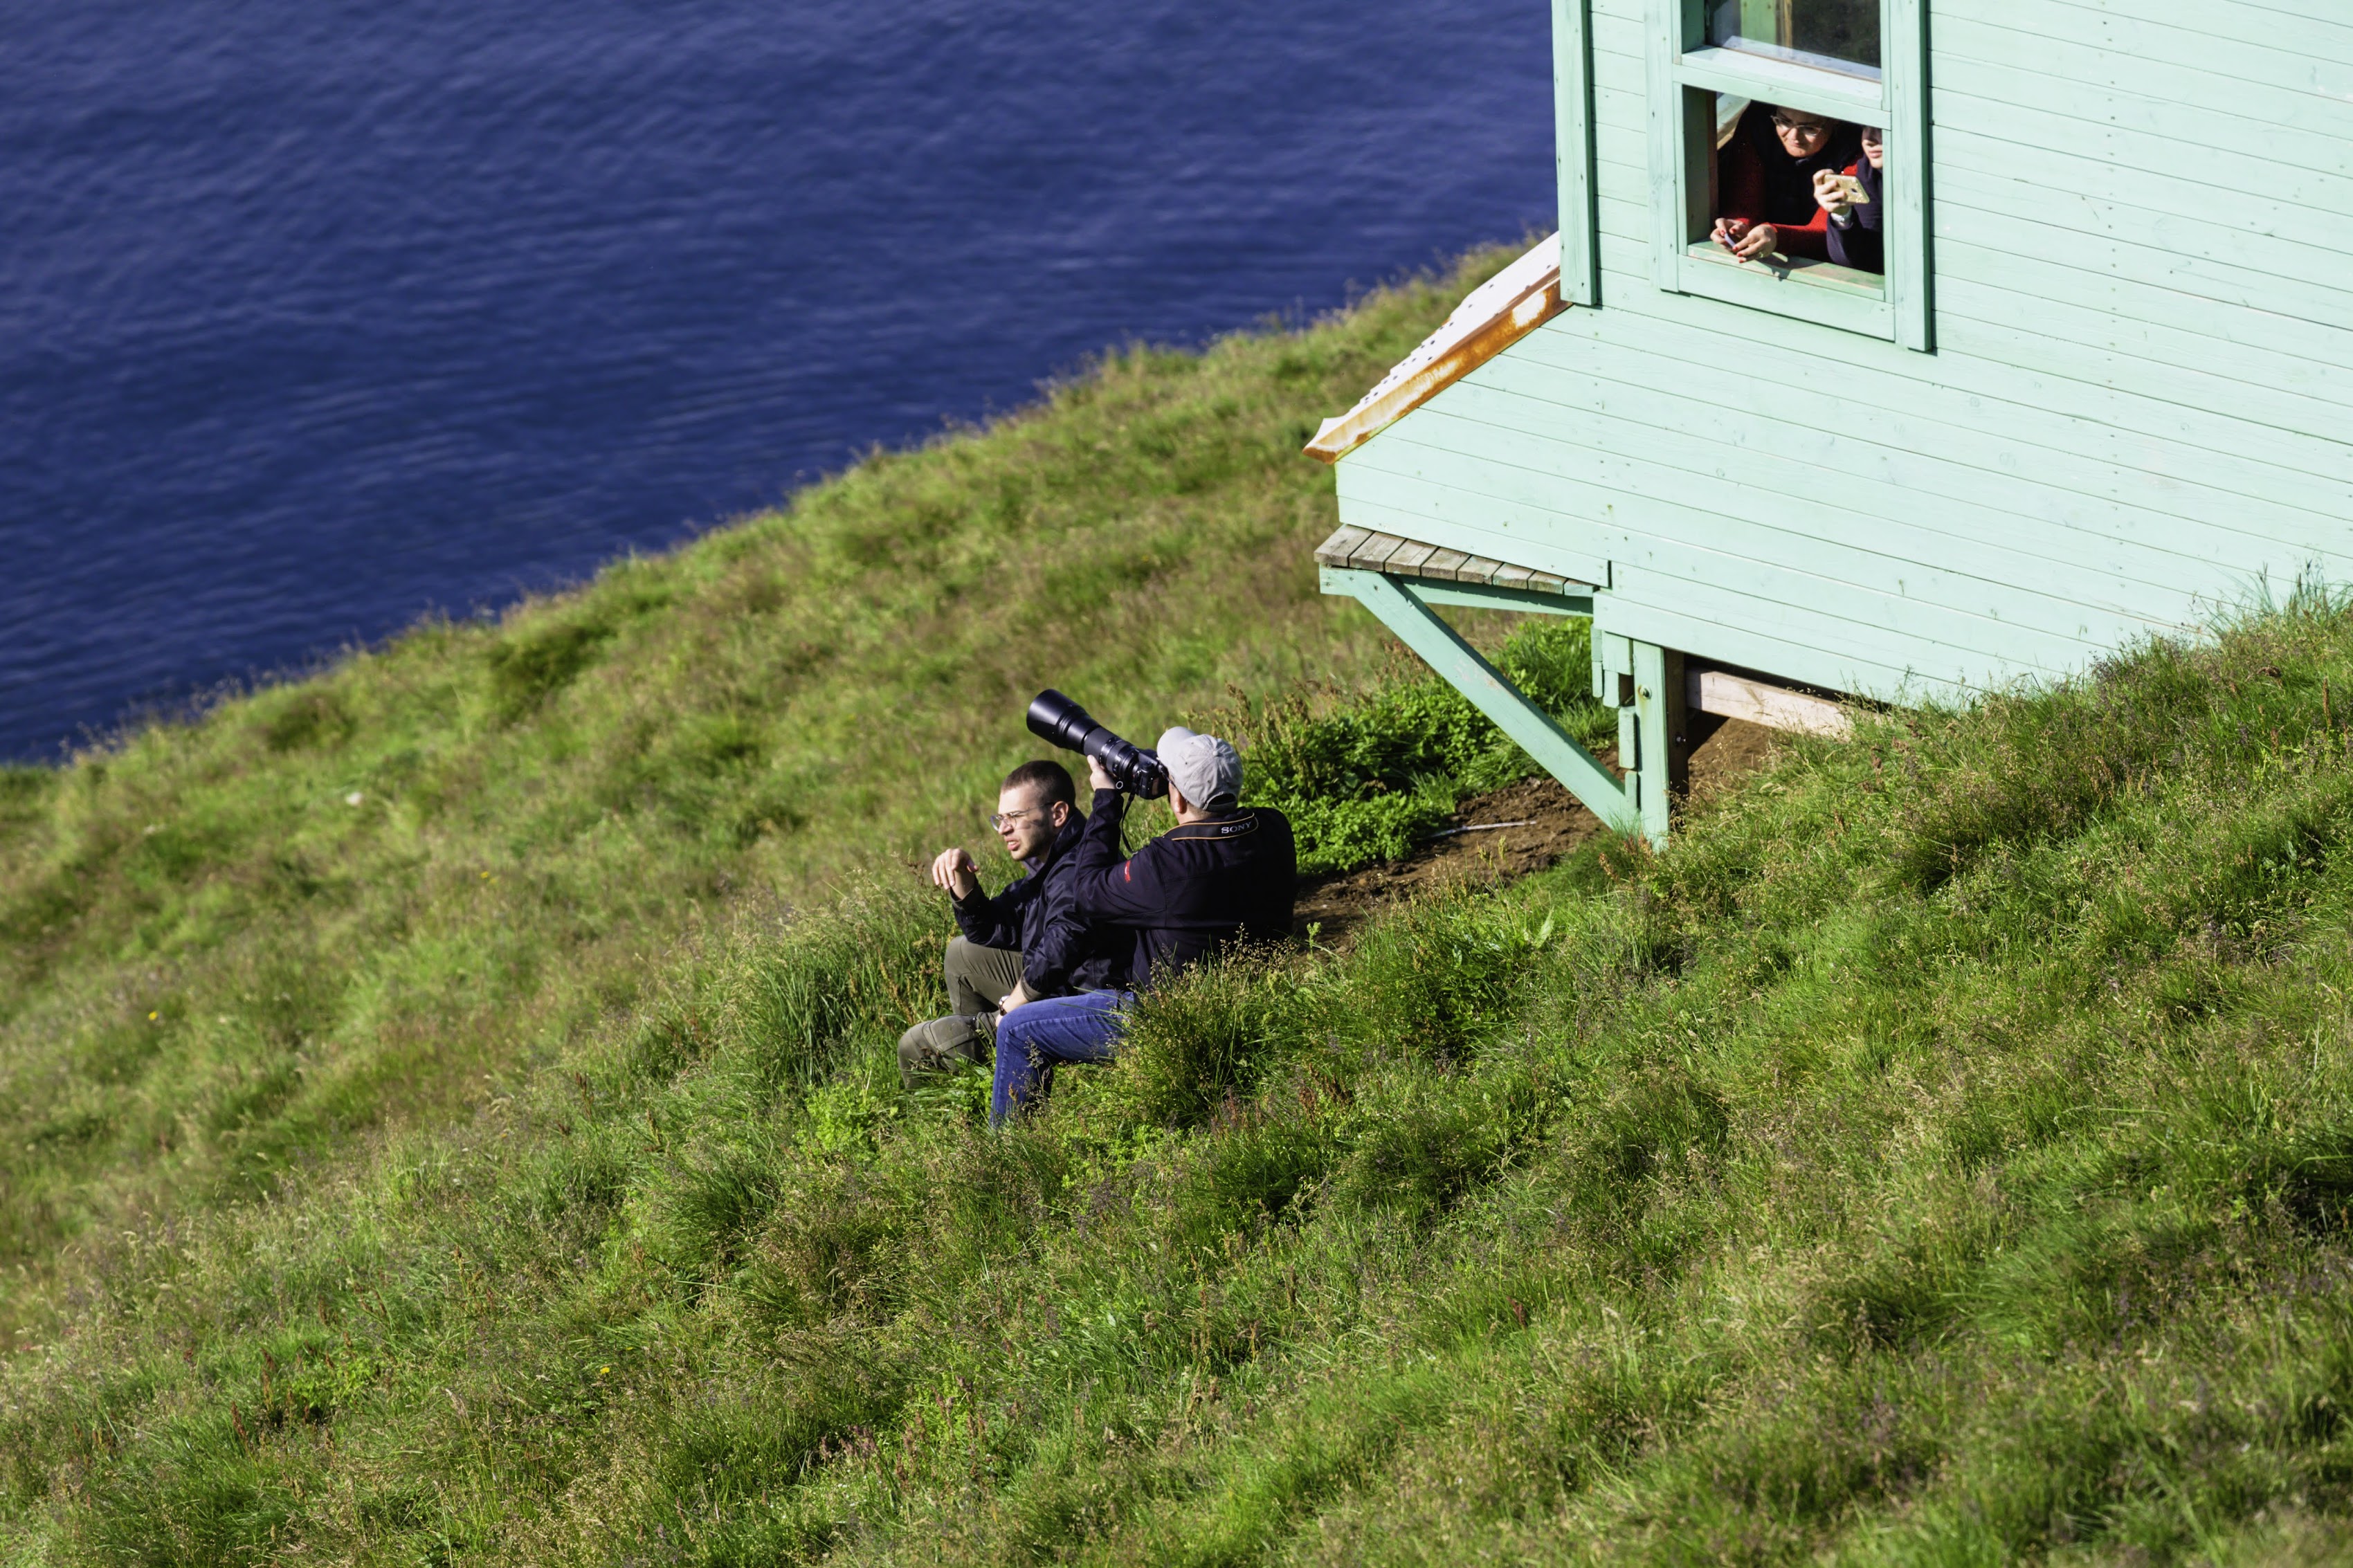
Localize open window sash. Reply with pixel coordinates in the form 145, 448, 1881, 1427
1644, 0, 1931, 350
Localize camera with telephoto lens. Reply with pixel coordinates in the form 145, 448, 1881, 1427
1026, 690, 1168, 799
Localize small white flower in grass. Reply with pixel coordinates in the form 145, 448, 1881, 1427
345, 791, 365, 807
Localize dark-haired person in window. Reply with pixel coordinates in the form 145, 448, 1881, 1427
898, 758, 1129, 1088
1710, 104, 1862, 264
1814, 124, 1885, 272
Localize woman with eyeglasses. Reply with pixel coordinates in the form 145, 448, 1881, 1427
1710, 104, 1863, 265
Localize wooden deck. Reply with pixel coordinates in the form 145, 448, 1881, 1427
1314, 525, 1592, 596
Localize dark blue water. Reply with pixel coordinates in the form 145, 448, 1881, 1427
0, 1, 1552, 761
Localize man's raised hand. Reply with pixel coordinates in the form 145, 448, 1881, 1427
1087, 755, 1117, 793
929, 846, 980, 898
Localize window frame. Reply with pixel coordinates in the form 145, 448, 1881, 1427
1642, 0, 1932, 350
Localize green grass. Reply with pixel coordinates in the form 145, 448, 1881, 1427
14, 247, 2353, 1562
19, 596, 2353, 1562
0, 248, 1538, 1355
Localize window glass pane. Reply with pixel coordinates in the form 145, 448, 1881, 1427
1705, 0, 1880, 75
1702, 96, 1883, 275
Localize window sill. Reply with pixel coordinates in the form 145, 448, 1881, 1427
1682, 243, 1884, 299
1671, 241, 1893, 338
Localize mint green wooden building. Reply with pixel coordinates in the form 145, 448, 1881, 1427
1309, 0, 2352, 841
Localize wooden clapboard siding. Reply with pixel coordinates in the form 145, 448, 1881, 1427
1421, 372, 2231, 612
1332, 0, 2353, 702
1350, 411, 2155, 666
1516, 293, 2353, 565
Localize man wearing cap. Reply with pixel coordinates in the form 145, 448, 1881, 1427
987, 726, 1294, 1126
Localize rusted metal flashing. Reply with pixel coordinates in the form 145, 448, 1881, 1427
1314, 524, 1590, 596
1303, 234, 1568, 465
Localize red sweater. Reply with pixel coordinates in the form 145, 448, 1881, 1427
1718, 111, 1862, 262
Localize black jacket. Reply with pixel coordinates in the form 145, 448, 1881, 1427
1826, 153, 1884, 272
1064, 789, 1296, 990
952, 811, 1130, 996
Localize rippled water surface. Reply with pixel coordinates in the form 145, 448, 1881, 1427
0, 0, 1552, 759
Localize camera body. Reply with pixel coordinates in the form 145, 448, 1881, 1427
1026, 690, 1169, 799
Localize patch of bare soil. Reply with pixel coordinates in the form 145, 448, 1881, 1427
1292, 717, 1780, 942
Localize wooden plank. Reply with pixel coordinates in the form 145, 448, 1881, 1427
1598, 565, 1990, 704
1688, 668, 1853, 738
1468, 338, 2352, 592
1932, 311, 2353, 489
1932, 277, 2353, 440
1931, 85, 2353, 230
1597, 594, 1947, 709
1934, 15, 2353, 140
1323, 568, 1637, 834
1348, 450, 2105, 681
1928, 53, 2352, 176
1421, 547, 1473, 583
1312, 525, 1372, 569
1491, 561, 1536, 590
1368, 408, 2181, 646
1334, 471, 1616, 585
2033, 0, 2353, 63
1921, 194, 2353, 340
1347, 531, 1407, 570
1387, 383, 2240, 626
1384, 538, 1439, 575
1932, 143, 2353, 300
1934, 238, 2353, 403
1954, 0, 2353, 110
1518, 279, 2353, 537
1455, 555, 1506, 585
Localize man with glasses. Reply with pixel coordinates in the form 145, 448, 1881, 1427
898, 759, 1129, 1088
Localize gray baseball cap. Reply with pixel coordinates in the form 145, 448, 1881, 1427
1156, 726, 1242, 808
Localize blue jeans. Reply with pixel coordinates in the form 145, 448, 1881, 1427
992, 989, 1133, 1126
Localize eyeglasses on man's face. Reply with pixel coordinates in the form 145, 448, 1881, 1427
990, 808, 1041, 832
1771, 113, 1830, 136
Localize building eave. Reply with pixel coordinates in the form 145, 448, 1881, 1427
1302, 234, 1568, 465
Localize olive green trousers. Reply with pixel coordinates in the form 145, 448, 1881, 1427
896, 936, 1024, 1088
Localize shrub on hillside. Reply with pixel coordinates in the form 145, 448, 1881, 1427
1235, 618, 1614, 874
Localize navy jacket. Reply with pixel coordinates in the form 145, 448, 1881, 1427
1064, 789, 1296, 990
1826, 154, 1884, 272
952, 811, 1129, 996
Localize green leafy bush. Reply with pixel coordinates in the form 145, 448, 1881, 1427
1237, 617, 1615, 873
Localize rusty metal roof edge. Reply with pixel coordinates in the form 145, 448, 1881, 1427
1303, 235, 1568, 466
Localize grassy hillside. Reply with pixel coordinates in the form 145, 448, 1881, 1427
15, 586, 2353, 1561
0, 250, 1536, 1353
15, 246, 2353, 1562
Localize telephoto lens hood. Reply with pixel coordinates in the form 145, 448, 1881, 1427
1026, 689, 1169, 799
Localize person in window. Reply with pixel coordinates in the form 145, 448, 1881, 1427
1710, 104, 1862, 264
1814, 124, 1884, 272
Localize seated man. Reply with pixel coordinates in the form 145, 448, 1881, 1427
898, 759, 1127, 1088
1710, 103, 1862, 264
989, 727, 1295, 1125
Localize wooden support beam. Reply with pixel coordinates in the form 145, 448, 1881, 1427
1629, 641, 1689, 846
1684, 667, 1853, 738
1320, 568, 1637, 835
